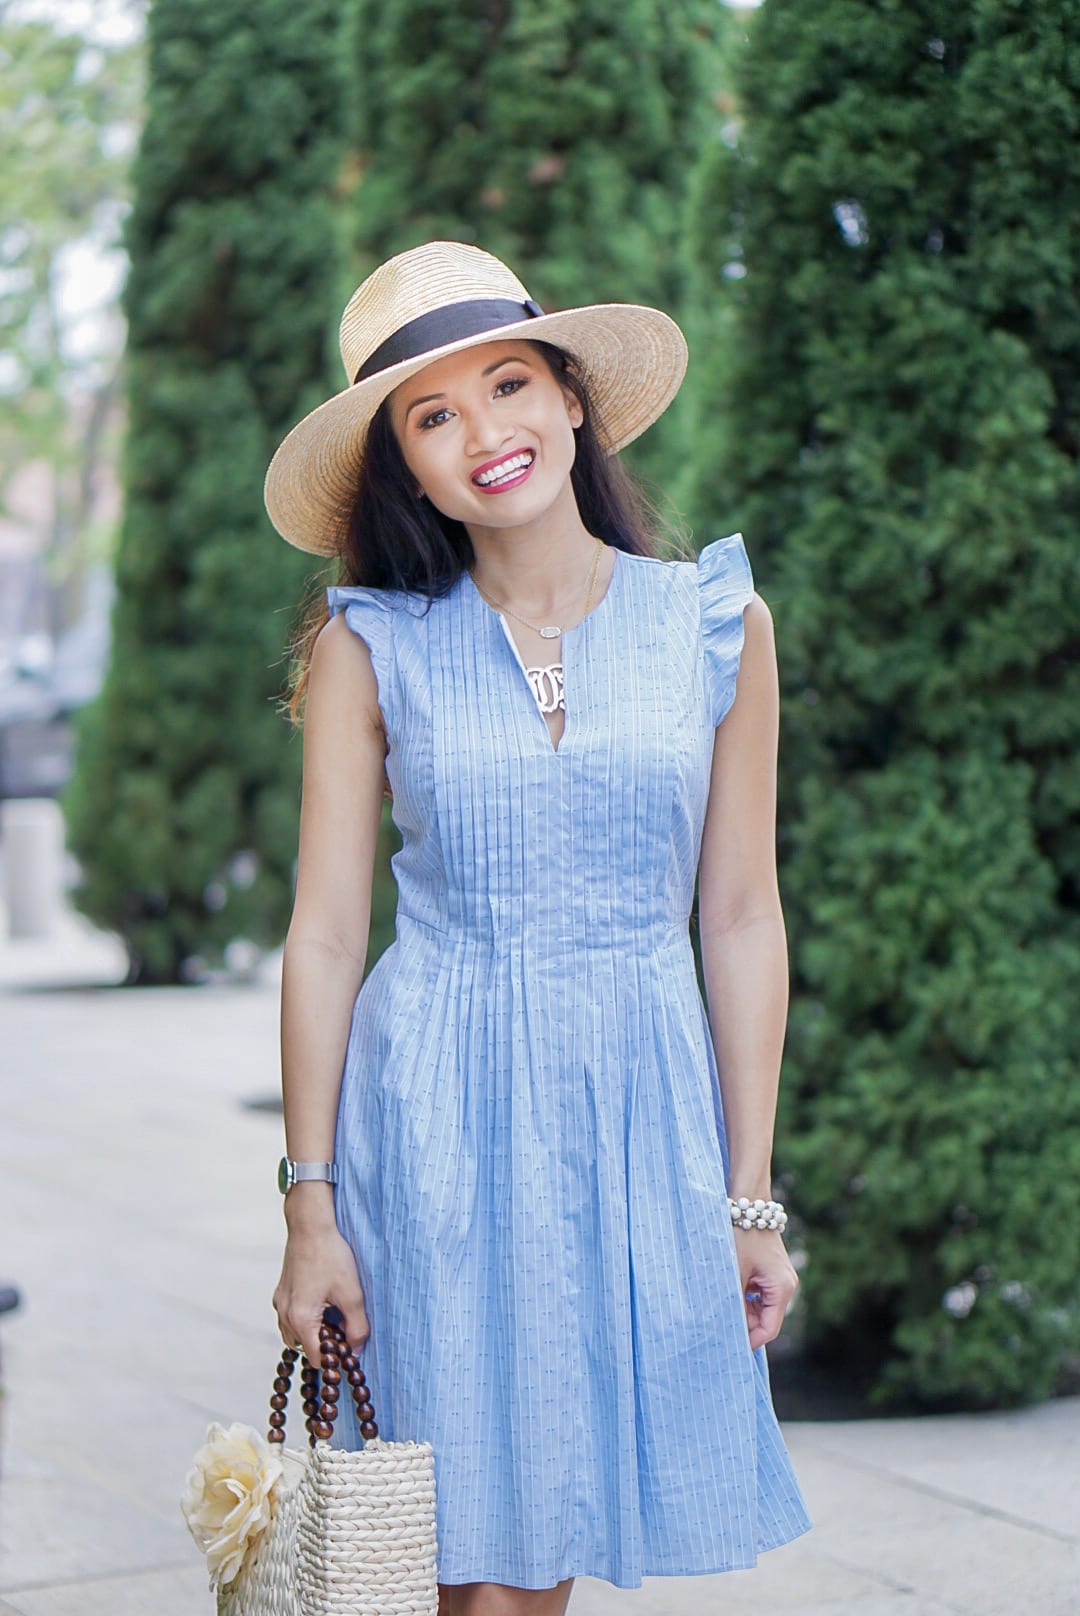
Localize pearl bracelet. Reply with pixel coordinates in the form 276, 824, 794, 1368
729, 1196, 788, 1234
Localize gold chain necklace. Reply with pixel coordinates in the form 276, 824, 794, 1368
469, 538, 604, 639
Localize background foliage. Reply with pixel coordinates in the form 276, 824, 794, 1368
64, 0, 347, 982
345, 0, 732, 512
691, 0, 1080, 1408
0, 6, 142, 613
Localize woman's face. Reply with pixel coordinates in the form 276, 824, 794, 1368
387, 339, 584, 529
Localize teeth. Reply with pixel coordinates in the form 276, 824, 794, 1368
476, 452, 532, 486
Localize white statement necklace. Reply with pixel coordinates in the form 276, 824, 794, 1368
523, 663, 565, 714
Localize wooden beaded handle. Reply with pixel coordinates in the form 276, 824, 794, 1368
267, 1312, 379, 1450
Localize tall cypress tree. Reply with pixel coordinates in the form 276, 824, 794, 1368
342, 0, 731, 511
694, 2, 1080, 1407
65, 0, 347, 984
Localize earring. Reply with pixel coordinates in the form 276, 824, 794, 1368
415, 488, 426, 501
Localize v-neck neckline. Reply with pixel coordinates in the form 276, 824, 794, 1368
464, 546, 624, 758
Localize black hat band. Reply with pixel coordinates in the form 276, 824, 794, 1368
353, 297, 546, 385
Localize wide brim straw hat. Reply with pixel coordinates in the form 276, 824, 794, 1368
264, 240, 689, 556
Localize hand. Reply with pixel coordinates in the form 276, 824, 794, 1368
273, 1209, 370, 1366
734, 1228, 799, 1351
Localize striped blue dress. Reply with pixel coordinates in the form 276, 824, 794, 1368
325, 531, 812, 1590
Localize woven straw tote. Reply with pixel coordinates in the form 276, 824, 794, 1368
194, 1315, 439, 1616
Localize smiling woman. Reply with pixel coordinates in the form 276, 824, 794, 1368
277, 320, 668, 751
263, 241, 812, 1614
391, 343, 580, 511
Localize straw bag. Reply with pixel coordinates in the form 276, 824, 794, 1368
182, 1314, 439, 1615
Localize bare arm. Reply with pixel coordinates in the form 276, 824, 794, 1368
273, 610, 388, 1362
697, 592, 798, 1347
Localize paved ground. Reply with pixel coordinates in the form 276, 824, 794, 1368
0, 912, 1076, 1615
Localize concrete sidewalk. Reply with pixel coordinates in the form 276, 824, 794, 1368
0, 919, 1076, 1615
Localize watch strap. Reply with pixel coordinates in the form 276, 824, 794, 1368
278, 1157, 338, 1193
293, 1161, 338, 1183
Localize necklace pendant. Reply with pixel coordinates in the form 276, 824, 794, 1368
539, 625, 560, 639
525, 663, 565, 714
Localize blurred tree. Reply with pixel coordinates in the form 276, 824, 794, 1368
694, 1, 1080, 1407
343, 0, 732, 523
0, 9, 142, 620
64, 0, 347, 984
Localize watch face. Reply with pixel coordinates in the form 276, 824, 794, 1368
277, 1156, 291, 1194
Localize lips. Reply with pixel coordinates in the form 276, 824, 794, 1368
471, 449, 536, 490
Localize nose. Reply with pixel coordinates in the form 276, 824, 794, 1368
462, 400, 515, 459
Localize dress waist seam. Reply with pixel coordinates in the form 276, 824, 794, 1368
395, 908, 689, 952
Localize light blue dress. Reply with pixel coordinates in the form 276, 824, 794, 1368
326, 532, 812, 1590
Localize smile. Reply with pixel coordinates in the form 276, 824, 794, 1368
472, 450, 535, 491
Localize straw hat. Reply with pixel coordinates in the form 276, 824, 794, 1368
263, 240, 688, 555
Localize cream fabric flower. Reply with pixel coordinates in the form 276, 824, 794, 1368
181, 1421, 285, 1588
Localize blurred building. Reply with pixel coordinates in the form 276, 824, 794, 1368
0, 438, 118, 801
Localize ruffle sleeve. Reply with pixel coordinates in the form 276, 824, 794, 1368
325, 585, 397, 734
696, 531, 755, 728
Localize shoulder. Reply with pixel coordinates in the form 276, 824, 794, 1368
687, 530, 753, 593
739, 592, 775, 675
616, 545, 694, 610
664, 532, 772, 725
315, 607, 376, 661
308, 610, 385, 734
622, 532, 755, 589
624, 534, 768, 619
617, 537, 769, 619
325, 581, 402, 626
321, 582, 405, 670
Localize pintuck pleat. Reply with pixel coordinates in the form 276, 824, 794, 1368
326, 535, 812, 1589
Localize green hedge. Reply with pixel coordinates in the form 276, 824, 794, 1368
65, 0, 347, 982
692, 0, 1080, 1408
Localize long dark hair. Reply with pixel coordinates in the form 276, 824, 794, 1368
282, 340, 683, 724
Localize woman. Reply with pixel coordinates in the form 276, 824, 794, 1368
265, 241, 812, 1613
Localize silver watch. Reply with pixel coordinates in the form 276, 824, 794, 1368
278, 1156, 338, 1194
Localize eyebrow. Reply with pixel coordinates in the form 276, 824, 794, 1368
403, 355, 534, 421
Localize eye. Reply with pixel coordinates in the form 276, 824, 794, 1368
414, 375, 527, 431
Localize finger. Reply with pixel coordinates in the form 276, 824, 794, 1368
291, 1310, 327, 1367
747, 1292, 787, 1350
333, 1291, 371, 1357
278, 1317, 312, 1364
275, 1309, 300, 1357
